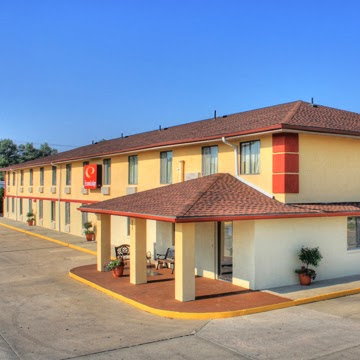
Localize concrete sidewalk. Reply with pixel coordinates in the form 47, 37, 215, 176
267, 273, 360, 300
0, 216, 97, 254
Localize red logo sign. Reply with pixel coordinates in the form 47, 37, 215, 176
84, 165, 98, 189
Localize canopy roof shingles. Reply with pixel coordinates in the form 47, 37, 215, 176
80, 174, 360, 222
3, 100, 360, 172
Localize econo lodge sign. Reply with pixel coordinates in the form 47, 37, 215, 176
84, 164, 101, 189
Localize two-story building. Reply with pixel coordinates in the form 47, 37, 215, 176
2, 100, 360, 301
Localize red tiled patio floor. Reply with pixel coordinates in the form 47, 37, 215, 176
71, 264, 291, 313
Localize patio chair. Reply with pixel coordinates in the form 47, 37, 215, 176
114, 244, 130, 260
155, 248, 175, 274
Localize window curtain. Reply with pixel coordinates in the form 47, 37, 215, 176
160, 152, 172, 184
202, 146, 218, 176
129, 156, 138, 184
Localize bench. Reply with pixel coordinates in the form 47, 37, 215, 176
155, 248, 175, 274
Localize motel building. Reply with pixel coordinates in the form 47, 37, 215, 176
3, 100, 360, 302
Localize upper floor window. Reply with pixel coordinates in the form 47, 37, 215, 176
240, 140, 260, 175
103, 159, 111, 185
40, 167, 44, 186
128, 155, 138, 185
348, 217, 360, 250
12, 172, 15, 186
66, 164, 71, 186
7, 172, 10, 186
29, 169, 33, 186
20, 170, 24, 186
82, 161, 89, 185
52, 166, 57, 186
160, 151, 172, 184
202, 146, 218, 176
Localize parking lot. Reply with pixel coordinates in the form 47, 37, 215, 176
1, 224, 360, 360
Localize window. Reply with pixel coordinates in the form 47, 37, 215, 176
66, 164, 71, 186
39, 200, 43, 220
6, 197, 9, 212
347, 217, 360, 250
202, 146, 218, 176
127, 217, 131, 236
28, 199, 32, 212
82, 204, 88, 229
19, 198, 23, 215
240, 140, 260, 175
103, 159, 111, 185
29, 169, 33, 186
7, 172, 10, 186
160, 151, 172, 184
40, 167, 44, 186
12, 172, 15, 186
20, 170, 24, 186
52, 166, 57, 186
11, 197, 14, 213
128, 156, 138, 185
82, 161, 89, 185
65, 202, 70, 225
51, 201, 56, 222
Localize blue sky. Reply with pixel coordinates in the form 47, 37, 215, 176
0, 0, 359, 150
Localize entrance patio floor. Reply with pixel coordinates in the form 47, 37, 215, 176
70, 263, 291, 316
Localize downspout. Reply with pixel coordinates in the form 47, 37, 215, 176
221, 137, 274, 198
51, 162, 61, 232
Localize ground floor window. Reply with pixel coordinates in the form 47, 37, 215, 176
38, 200, 43, 220
19, 198, 23, 215
127, 217, 130, 236
82, 204, 88, 229
347, 217, 360, 250
65, 202, 71, 225
6, 197, 9, 212
11, 198, 14, 213
28, 199, 32, 213
51, 201, 56, 222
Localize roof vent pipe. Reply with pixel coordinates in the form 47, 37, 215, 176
221, 137, 274, 198
214, 110, 217, 119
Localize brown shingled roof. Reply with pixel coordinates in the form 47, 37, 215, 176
3, 100, 360, 171
79, 174, 360, 222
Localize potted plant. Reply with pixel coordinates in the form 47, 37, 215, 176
295, 246, 323, 285
105, 258, 125, 278
26, 211, 35, 226
83, 221, 94, 241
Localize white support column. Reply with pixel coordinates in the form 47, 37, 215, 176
175, 222, 195, 302
96, 214, 111, 271
130, 217, 147, 285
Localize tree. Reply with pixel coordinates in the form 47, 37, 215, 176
0, 139, 19, 169
0, 140, 58, 180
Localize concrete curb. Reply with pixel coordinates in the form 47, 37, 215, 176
69, 269, 360, 320
0, 222, 97, 256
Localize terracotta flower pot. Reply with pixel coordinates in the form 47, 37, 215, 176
85, 233, 93, 241
112, 266, 124, 278
27, 220, 33, 226
299, 273, 311, 286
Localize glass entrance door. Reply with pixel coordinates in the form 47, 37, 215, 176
218, 221, 233, 281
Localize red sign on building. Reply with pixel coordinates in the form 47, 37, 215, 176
84, 164, 99, 189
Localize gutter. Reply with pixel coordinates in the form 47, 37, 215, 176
221, 137, 274, 198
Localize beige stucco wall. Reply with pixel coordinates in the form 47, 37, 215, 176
285, 133, 360, 203
233, 217, 360, 290
194, 222, 217, 279
232, 220, 256, 288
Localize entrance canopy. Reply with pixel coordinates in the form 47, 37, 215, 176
79, 173, 360, 222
